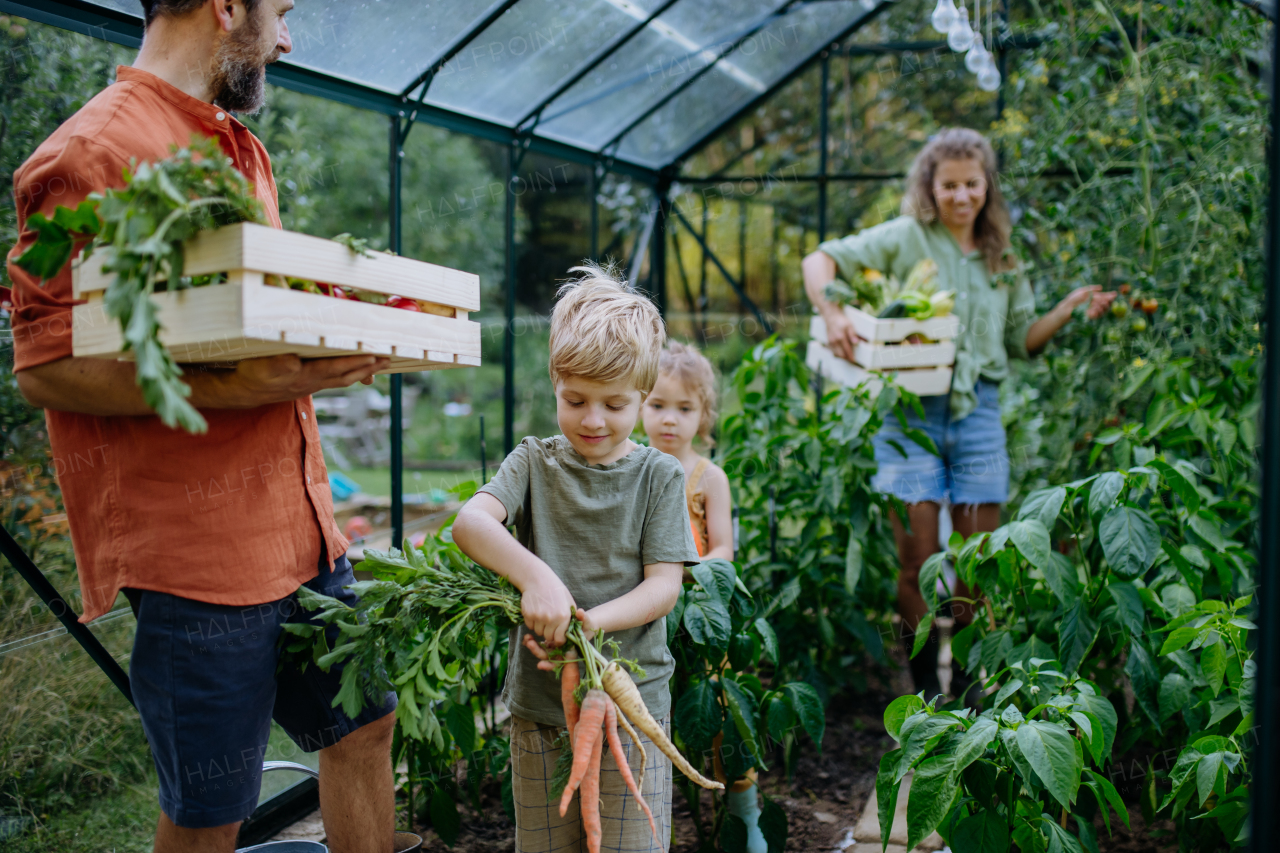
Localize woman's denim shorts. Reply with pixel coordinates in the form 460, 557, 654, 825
871, 380, 1010, 505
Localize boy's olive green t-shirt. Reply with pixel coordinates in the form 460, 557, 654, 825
477, 436, 700, 727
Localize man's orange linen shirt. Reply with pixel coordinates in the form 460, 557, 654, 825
5, 67, 348, 622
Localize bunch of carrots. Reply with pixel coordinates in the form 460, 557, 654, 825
292, 540, 722, 853
527, 623, 723, 853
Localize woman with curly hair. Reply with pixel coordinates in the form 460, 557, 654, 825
802, 128, 1115, 702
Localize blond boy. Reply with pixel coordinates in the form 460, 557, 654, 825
452, 265, 699, 852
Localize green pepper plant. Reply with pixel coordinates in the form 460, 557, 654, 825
667, 557, 823, 852
719, 337, 932, 695
882, 456, 1256, 851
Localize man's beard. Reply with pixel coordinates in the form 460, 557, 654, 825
209, 11, 278, 114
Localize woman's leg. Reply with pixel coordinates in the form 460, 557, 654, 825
948, 502, 1001, 627
891, 501, 942, 697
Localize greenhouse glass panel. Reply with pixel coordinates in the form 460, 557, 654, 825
257, 0, 504, 94
536, 0, 783, 152
427, 0, 668, 126
619, 0, 877, 166
81, 0, 134, 14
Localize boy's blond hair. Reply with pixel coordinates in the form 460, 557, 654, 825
658, 341, 719, 443
549, 263, 665, 392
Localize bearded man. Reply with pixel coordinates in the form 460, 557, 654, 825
6, 3, 397, 851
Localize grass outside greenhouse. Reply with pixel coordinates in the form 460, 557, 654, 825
0, 0, 1272, 851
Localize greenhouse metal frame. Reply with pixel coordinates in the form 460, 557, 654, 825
0, 0, 1277, 846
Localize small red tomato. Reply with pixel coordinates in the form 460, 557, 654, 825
1118, 283, 1131, 295
387, 295, 421, 311
1141, 298, 1159, 315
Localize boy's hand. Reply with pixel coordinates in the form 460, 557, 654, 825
575, 607, 600, 642
522, 567, 577, 647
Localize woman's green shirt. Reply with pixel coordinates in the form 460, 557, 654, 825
818, 215, 1038, 422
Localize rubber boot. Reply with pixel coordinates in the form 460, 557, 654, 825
907, 625, 943, 702
728, 783, 768, 853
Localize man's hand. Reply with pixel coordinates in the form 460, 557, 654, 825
223, 354, 389, 408
520, 567, 577, 648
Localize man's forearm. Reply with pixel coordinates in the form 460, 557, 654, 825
17, 356, 244, 416
17, 352, 387, 417
586, 570, 683, 634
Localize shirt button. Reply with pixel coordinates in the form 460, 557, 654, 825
301, 411, 308, 420
307, 475, 313, 484
215, 111, 226, 121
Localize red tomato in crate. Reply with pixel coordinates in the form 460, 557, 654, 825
386, 295, 421, 311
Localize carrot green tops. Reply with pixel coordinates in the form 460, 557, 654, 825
818, 215, 1039, 421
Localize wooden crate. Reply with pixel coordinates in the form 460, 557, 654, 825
71, 222, 482, 374
837, 303, 959, 344
810, 315, 955, 369
806, 341, 953, 397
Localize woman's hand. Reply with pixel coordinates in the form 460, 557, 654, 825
1058, 284, 1116, 320
1025, 285, 1118, 355
822, 308, 865, 363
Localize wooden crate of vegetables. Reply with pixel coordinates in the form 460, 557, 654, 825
71, 222, 481, 372
808, 258, 958, 396
16, 140, 481, 434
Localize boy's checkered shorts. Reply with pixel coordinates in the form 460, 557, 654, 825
510, 714, 673, 852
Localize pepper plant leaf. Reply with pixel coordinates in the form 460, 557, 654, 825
1017, 486, 1067, 530
1008, 519, 1052, 570
906, 754, 959, 850
1015, 720, 1083, 809
1099, 506, 1160, 577
782, 681, 825, 748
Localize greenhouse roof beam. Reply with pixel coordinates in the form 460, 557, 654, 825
596, 0, 807, 158
398, 0, 524, 100
668, 0, 894, 169
514, 0, 682, 132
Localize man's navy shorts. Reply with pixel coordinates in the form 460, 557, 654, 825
125, 553, 397, 829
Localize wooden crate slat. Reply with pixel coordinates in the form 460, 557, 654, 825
393, 344, 426, 359
242, 285, 480, 357
72, 280, 481, 362
807, 341, 953, 397
811, 305, 959, 344
73, 222, 481, 310
810, 315, 956, 368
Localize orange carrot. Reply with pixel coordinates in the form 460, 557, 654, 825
606, 696, 659, 845
560, 688, 608, 817
601, 662, 723, 790
581, 717, 604, 853
561, 655, 581, 740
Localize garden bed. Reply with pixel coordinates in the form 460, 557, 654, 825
406, 690, 899, 853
